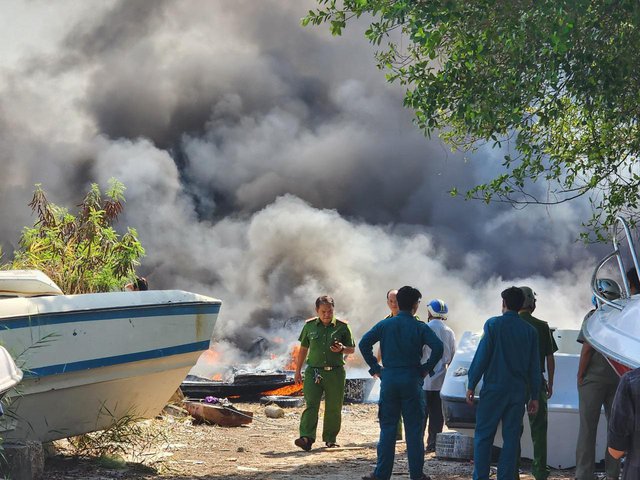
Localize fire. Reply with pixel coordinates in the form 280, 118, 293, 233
201, 348, 221, 364
263, 383, 303, 396
284, 345, 301, 371
212, 373, 223, 381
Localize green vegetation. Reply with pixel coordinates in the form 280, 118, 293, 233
5, 179, 144, 293
63, 404, 166, 468
303, 1, 640, 241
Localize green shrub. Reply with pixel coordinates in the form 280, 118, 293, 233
7, 179, 145, 293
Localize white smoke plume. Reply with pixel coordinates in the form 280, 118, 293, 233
0, 1, 616, 375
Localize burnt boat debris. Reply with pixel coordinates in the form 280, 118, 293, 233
181, 371, 295, 399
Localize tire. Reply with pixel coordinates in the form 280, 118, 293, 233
259, 395, 304, 408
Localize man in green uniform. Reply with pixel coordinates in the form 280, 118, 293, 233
517, 286, 558, 480
294, 295, 355, 451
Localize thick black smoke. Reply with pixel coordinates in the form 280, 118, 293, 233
0, 0, 610, 369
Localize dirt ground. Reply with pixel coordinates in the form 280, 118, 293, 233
45, 401, 576, 480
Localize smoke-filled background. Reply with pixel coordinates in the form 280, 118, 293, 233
0, 0, 613, 374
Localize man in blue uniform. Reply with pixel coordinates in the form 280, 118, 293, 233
466, 286, 541, 480
360, 286, 444, 480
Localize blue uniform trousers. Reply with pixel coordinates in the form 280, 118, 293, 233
375, 367, 426, 480
473, 388, 526, 480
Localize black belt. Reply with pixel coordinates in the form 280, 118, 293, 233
309, 366, 342, 371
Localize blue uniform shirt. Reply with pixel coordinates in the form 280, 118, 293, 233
468, 310, 541, 400
359, 311, 444, 377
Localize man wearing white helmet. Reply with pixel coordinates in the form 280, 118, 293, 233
576, 278, 622, 480
421, 299, 456, 453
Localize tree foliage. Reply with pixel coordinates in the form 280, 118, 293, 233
303, 0, 640, 241
6, 180, 145, 294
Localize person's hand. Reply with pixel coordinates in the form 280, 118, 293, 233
465, 389, 475, 406
372, 373, 380, 379
330, 341, 344, 353
294, 371, 303, 385
577, 373, 584, 386
546, 382, 553, 399
527, 399, 539, 416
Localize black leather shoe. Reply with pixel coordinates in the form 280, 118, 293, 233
362, 473, 381, 480
294, 436, 313, 451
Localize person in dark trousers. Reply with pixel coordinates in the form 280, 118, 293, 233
608, 367, 640, 480
360, 286, 444, 480
421, 299, 456, 453
576, 278, 622, 480
377, 289, 405, 442
516, 286, 558, 480
606, 268, 640, 479
294, 295, 356, 451
466, 286, 540, 480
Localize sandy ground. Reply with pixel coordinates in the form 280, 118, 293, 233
45, 401, 576, 480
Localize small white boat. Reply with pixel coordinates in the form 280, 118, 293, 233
0, 270, 63, 297
440, 329, 607, 469
0, 270, 221, 442
582, 217, 640, 373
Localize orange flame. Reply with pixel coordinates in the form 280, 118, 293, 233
212, 373, 223, 381
201, 348, 222, 364
285, 345, 301, 371
263, 383, 303, 396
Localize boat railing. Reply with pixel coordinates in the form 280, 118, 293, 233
591, 216, 640, 310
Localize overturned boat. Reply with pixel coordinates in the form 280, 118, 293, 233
582, 216, 640, 373
440, 328, 608, 469
0, 270, 221, 442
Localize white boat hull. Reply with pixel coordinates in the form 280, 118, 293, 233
584, 297, 640, 369
0, 289, 220, 442
3, 353, 197, 442
441, 330, 607, 469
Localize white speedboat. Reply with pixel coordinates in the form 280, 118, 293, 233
0, 270, 221, 442
440, 329, 607, 469
582, 216, 640, 373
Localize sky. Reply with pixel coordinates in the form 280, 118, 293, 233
0, 0, 615, 373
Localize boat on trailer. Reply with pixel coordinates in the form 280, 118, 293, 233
440, 216, 640, 468
0, 270, 221, 442
440, 329, 608, 469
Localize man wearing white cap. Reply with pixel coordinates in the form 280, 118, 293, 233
421, 299, 456, 453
